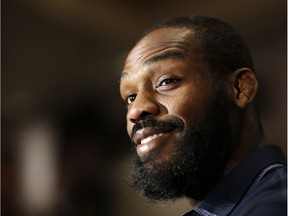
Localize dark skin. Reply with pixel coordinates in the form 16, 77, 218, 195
120, 27, 264, 201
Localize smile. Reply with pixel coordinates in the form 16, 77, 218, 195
133, 128, 179, 158
141, 133, 164, 144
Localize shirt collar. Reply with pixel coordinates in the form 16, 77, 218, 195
184, 144, 286, 216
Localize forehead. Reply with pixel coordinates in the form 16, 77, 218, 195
123, 28, 197, 72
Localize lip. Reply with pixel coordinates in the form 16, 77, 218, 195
132, 127, 178, 157
133, 127, 175, 145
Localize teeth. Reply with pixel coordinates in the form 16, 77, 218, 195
141, 133, 163, 144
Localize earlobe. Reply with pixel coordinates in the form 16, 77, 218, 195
230, 68, 259, 109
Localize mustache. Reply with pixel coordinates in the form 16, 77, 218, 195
131, 118, 185, 139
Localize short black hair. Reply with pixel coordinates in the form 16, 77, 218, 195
141, 15, 255, 77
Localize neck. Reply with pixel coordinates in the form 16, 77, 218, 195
224, 106, 265, 175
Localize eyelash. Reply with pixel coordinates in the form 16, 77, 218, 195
156, 77, 181, 88
158, 78, 178, 86
126, 94, 136, 105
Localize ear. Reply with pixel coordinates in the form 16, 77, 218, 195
229, 68, 259, 109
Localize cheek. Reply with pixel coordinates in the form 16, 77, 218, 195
165, 94, 211, 126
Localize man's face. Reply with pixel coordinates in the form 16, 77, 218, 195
119, 28, 233, 200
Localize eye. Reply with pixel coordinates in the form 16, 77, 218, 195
126, 94, 137, 105
156, 77, 181, 89
159, 78, 179, 86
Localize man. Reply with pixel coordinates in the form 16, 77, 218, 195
119, 15, 286, 215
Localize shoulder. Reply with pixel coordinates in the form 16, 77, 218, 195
231, 166, 287, 216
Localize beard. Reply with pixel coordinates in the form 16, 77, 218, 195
130, 90, 234, 201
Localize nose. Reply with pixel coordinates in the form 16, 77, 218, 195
127, 91, 160, 124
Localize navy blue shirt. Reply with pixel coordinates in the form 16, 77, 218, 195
183, 144, 287, 216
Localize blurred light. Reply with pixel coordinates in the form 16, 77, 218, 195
17, 120, 58, 214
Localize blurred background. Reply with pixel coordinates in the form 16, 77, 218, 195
2, 0, 286, 215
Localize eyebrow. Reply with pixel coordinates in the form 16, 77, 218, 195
143, 50, 186, 66
120, 50, 186, 82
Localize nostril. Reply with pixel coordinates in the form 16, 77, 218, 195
140, 111, 153, 119
129, 111, 153, 124
129, 118, 137, 124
